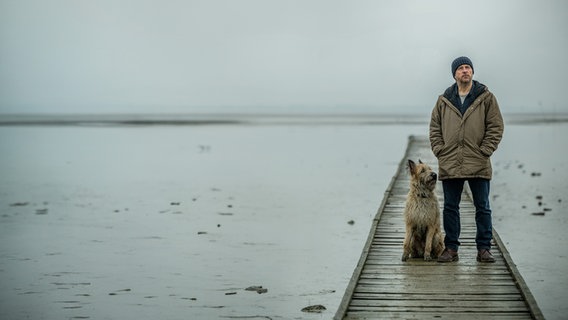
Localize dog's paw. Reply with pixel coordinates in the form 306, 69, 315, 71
401, 254, 409, 262
424, 255, 432, 262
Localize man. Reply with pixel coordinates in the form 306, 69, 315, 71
429, 56, 504, 263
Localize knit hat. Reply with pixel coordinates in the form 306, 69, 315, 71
451, 56, 474, 77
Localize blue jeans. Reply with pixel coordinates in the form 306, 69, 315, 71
442, 178, 492, 251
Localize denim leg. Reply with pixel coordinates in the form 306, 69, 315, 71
442, 179, 465, 251
468, 179, 493, 250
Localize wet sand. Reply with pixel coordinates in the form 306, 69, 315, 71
0, 115, 566, 319
491, 123, 568, 320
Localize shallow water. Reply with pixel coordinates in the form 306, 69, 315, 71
0, 124, 425, 319
0, 120, 566, 319
491, 123, 568, 320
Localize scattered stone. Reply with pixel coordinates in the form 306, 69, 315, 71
245, 286, 268, 294
536, 195, 543, 200
218, 212, 233, 216
35, 209, 48, 215
170, 202, 181, 206
530, 172, 542, 177
198, 145, 211, 153
10, 202, 29, 207
227, 204, 233, 208
197, 231, 207, 235
217, 224, 221, 228
225, 292, 237, 295
531, 212, 545, 216
318, 289, 336, 294
543, 208, 552, 212
181, 297, 197, 301
109, 288, 131, 295
301, 304, 327, 313
522, 205, 527, 209
347, 220, 355, 225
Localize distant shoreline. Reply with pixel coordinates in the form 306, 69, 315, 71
0, 112, 567, 127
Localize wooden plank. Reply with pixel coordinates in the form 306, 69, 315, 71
353, 285, 521, 295
352, 292, 524, 301
360, 266, 511, 275
344, 311, 533, 320
349, 299, 528, 309
334, 135, 543, 320
344, 310, 531, 320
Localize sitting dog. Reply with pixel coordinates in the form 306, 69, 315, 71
401, 159, 444, 261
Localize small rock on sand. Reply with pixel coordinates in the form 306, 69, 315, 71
10, 202, 29, 207
245, 286, 268, 294
301, 305, 326, 313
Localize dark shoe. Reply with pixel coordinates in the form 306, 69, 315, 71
477, 249, 495, 263
437, 248, 459, 263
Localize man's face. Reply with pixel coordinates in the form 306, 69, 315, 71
454, 64, 473, 83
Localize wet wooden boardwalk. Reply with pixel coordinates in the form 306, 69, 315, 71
335, 136, 544, 320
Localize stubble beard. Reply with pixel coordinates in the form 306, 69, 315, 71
457, 74, 472, 87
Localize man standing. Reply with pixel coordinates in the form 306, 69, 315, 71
430, 56, 504, 263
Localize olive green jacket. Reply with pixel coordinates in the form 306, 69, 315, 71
429, 83, 504, 180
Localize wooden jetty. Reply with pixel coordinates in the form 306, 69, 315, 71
335, 136, 544, 320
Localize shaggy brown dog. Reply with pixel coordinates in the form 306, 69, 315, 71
401, 159, 444, 261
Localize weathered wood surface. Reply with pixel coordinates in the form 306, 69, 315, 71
335, 136, 544, 320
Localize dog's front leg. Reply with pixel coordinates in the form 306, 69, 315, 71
402, 225, 412, 261
424, 227, 436, 261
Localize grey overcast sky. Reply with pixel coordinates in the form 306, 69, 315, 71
1, 0, 567, 114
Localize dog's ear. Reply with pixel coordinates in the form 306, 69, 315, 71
408, 159, 416, 175
418, 159, 423, 164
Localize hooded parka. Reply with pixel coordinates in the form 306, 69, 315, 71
429, 80, 504, 180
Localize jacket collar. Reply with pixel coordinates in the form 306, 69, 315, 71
443, 80, 486, 105
441, 81, 488, 115
440, 89, 492, 121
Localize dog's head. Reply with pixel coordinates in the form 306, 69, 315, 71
408, 159, 437, 191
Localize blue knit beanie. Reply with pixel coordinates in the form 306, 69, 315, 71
451, 56, 474, 77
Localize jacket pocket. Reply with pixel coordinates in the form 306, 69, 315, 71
472, 144, 489, 159
437, 143, 456, 158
